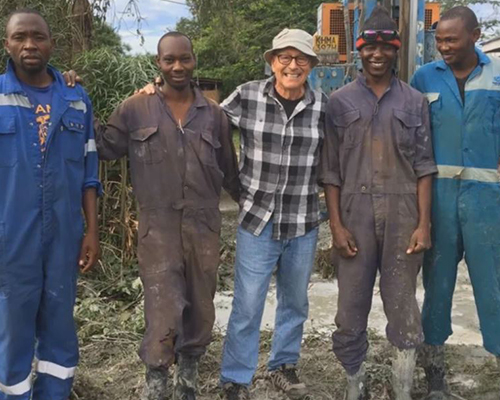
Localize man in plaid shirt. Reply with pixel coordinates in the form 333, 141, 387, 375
220, 28, 328, 400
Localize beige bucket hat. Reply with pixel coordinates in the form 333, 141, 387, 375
264, 28, 319, 66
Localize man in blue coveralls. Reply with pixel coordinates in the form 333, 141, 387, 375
0, 9, 100, 400
411, 6, 500, 400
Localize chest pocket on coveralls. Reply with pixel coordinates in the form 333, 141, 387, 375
393, 109, 421, 157
199, 130, 221, 167
0, 116, 17, 167
129, 126, 164, 164
333, 109, 362, 148
61, 113, 86, 161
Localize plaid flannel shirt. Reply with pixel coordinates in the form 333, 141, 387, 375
221, 76, 327, 240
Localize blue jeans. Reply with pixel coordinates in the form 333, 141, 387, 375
220, 222, 319, 385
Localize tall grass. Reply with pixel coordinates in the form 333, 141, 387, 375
73, 49, 158, 285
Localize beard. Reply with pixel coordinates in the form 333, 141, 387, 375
19, 58, 46, 75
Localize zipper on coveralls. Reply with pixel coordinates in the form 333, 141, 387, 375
178, 119, 185, 134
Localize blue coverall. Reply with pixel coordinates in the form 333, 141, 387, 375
411, 49, 500, 356
0, 61, 100, 399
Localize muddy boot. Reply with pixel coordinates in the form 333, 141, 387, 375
142, 366, 168, 400
420, 344, 466, 400
392, 348, 416, 400
269, 364, 308, 399
344, 364, 367, 400
222, 383, 250, 400
173, 354, 199, 400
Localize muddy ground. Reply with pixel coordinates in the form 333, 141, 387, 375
72, 199, 499, 400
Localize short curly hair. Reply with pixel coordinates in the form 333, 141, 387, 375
440, 6, 479, 32
5, 8, 51, 37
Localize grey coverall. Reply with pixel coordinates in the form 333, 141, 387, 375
320, 74, 437, 375
96, 87, 239, 368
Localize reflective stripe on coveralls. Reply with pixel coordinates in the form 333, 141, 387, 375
411, 48, 500, 356
0, 376, 31, 396
84, 139, 97, 156
0, 94, 87, 112
0, 93, 31, 108
436, 165, 499, 183
36, 360, 76, 380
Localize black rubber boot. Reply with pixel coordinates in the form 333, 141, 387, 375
421, 344, 466, 400
142, 366, 168, 400
173, 354, 199, 400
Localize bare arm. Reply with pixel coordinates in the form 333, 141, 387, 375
79, 188, 100, 272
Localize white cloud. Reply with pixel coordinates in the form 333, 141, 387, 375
107, 0, 191, 54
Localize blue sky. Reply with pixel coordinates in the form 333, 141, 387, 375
106, 0, 191, 54
108, 1, 499, 55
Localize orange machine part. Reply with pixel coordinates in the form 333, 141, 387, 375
424, 3, 440, 30
319, 3, 354, 63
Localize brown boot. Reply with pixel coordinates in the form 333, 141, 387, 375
222, 383, 250, 400
269, 364, 308, 399
142, 366, 168, 400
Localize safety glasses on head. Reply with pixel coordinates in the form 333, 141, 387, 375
360, 30, 399, 42
355, 29, 401, 50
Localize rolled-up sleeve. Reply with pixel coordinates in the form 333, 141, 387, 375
95, 100, 130, 161
414, 96, 438, 178
221, 87, 242, 128
319, 98, 342, 187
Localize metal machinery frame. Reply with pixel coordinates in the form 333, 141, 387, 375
309, 0, 440, 95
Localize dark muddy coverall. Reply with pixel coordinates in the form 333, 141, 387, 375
96, 87, 239, 368
320, 74, 437, 375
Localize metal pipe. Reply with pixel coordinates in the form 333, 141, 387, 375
407, 0, 419, 78
344, 0, 353, 64
415, 0, 426, 73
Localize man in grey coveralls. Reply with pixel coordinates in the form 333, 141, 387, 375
320, 7, 437, 400
95, 32, 240, 400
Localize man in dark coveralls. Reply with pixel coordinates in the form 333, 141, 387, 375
320, 7, 437, 400
95, 32, 239, 400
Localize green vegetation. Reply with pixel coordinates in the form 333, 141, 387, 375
177, 0, 324, 98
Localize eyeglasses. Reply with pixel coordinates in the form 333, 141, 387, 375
276, 54, 311, 66
359, 30, 399, 42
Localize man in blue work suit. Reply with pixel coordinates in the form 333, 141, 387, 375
411, 6, 500, 400
0, 8, 100, 400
